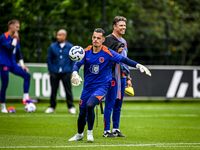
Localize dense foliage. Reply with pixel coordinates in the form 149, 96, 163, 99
0, 0, 199, 65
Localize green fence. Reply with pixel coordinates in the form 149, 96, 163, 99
2, 64, 199, 101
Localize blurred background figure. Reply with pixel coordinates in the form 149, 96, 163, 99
45, 29, 76, 114
0, 19, 35, 113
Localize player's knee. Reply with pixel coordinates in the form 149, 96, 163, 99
78, 114, 86, 121
86, 102, 95, 114
87, 96, 99, 108
79, 107, 86, 117
2, 82, 8, 89
79, 111, 86, 117
24, 72, 31, 80
86, 101, 95, 109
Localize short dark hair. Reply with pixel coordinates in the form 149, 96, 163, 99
113, 16, 127, 26
94, 28, 105, 37
8, 19, 20, 26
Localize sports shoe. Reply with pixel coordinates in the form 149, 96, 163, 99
1, 108, 8, 113
23, 99, 38, 105
45, 107, 55, 113
103, 131, 116, 137
69, 107, 76, 114
87, 130, 94, 142
1, 103, 8, 113
68, 134, 83, 141
112, 129, 126, 137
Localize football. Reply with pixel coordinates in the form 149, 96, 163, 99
69, 46, 85, 62
25, 103, 36, 113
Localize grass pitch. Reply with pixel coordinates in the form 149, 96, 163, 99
0, 101, 200, 150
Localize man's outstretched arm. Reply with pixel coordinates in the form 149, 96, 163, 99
120, 57, 151, 76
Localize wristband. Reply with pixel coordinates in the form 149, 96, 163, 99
19, 59, 25, 66
127, 78, 132, 81
12, 38, 17, 46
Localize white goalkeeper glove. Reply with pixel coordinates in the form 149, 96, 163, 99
71, 71, 82, 86
136, 64, 151, 76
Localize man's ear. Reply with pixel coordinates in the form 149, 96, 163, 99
113, 24, 116, 30
102, 37, 105, 43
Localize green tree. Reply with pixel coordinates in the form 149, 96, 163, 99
0, 0, 200, 65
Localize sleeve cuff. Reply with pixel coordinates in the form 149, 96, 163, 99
19, 59, 24, 66
12, 38, 17, 46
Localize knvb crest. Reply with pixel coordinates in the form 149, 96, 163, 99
89, 65, 99, 74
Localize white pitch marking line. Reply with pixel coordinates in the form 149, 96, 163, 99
120, 114, 199, 117
0, 114, 198, 118
15, 106, 200, 110
0, 143, 200, 149
157, 146, 200, 147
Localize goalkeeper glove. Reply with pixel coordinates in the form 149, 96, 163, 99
71, 71, 82, 86
136, 64, 151, 76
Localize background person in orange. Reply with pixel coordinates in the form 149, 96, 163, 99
0, 19, 36, 113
